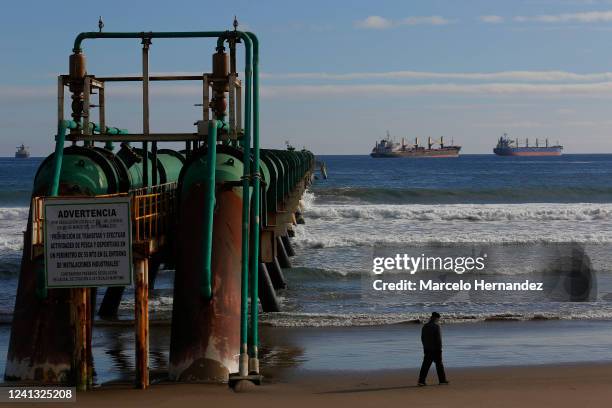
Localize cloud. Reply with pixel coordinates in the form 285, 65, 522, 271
480, 15, 504, 24
357, 11, 612, 28
354, 16, 393, 29
261, 70, 612, 82
515, 10, 612, 23
355, 15, 450, 29
473, 121, 553, 129
260, 82, 612, 98
474, 119, 612, 128
8, 71, 612, 102
402, 16, 450, 26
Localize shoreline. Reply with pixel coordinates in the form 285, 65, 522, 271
5, 319, 612, 384
50, 362, 612, 407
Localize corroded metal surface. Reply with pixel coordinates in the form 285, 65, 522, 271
5, 187, 75, 383
169, 184, 242, 382
135, 259, 149, 389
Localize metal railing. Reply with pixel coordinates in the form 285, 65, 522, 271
131, 182, 178, 243
30, 182, 178, 254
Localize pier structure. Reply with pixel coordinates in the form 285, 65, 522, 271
5, 25, 314, 390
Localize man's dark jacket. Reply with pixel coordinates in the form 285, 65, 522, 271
421, 320, 442, 351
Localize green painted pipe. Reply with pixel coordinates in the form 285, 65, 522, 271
73, 31, 229, 53
216, 31, 255, 375
50, 120, 78, 197
106, 127, 128, 135
39, 119, 78, 298
200, 119, 227, 299
245, 31, 260, 362
237, 32, 253, 375
88, 123, 128, 151
88, 122, 128, 135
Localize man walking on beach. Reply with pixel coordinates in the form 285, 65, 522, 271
418, 312, 449, 386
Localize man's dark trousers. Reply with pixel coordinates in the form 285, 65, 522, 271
418, 349, 447, 384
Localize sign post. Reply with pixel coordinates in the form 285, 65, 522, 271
43, 196, 132, 390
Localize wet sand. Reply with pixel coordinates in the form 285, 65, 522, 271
61, 363, 612, 408
3, 319, 612, 384
2, 321, 612, 407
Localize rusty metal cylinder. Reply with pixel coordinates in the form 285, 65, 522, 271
211, 51, 229, 118
69, 53, 86, 80
4, 220, 73, 383
68, 53, 86, 123
169, 146, 246, 382
212, 51, 229, 92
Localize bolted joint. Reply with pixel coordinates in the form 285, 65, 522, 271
141, 35, 152, 48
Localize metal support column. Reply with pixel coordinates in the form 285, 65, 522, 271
72, 287, 89, 391
142, 38, 151, 188
135, 258, 149, 389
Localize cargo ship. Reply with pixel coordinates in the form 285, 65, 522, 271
15, 144, 30, 158
493, 134, 562, 156
371, 132, 461, 158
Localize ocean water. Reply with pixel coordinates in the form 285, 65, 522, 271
267, 154, 612, 327
2, 154, 612, 381
2, 155, 612, 326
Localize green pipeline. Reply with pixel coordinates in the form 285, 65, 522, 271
216, 31, 262, 359
73, 29, 260, 367
49, 120, 78, 197
40, 119, 77, 298
200, 119, 227, 299
88, 123, 128, 151
70, 34, 254, 343
88, 122, 128, 135
73, 31, 228, 53
238, 32, 253, 355
246, 31, 261, 355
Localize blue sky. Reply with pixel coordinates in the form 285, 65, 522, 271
3, 0, 612, 155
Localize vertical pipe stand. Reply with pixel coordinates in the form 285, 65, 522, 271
135, 257, 149, 389
141, 38, 151, 188
71, 287, 90, 391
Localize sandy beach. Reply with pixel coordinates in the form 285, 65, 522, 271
3, 309, 612, 407
47, 363, 610, 408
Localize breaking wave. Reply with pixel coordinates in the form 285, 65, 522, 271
313, 186, 612, 205
0, 208, 28, 251
260, 310, 612, 327
0, 207, 29, 277
0, 207, 29, 222
304, 203, 612, 222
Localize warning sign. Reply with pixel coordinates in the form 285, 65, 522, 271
44, 197, 132, 288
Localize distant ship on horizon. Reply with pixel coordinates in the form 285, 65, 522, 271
493, 133, 563, 157
371, 132, 461, 158
15, 144, 30, 159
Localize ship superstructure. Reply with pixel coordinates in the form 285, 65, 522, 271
15, 144, 30, 158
